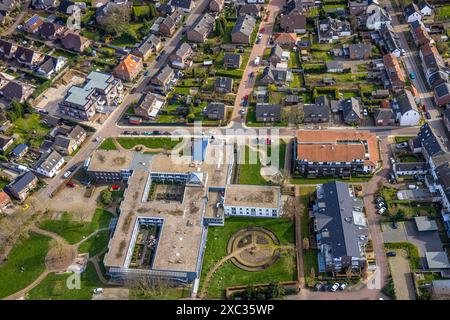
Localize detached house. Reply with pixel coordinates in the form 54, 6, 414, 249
34, 150, 64, 178
150, 65, 175, 92
348, 43, 372, 60
114, 54, 143, 82
269, 44, 289, 65
231, 15, 256, 44
273, 33, 298, 48
383, 53, 405, 91
61, 31, 91, 52
0, 39, 15, 59
394, 89, 421, 126
203, 102, 226, 120
38, 22, 65, 40
317, 17, 352, 43
14, 46, 43, 67
187, 13, 215, 43
214, 77, 233, 94
260, 65, 292, 85
169, 42, 193, 69
365, 3, 391, 30
159, 9, 183, 36
348, 0, 368, 16
132, 35, 162, 60
5, 171, 38, 202
169, 0, 194, 13
238, 4, 260, 17
0, 81, 33, 103
341, 97, 363, 125
24, 15, 45, 34
418, 1, 432, 16
134, 93, 165, 120
404, 3, 422, 23
373, 108, 395, 126
223, 53, 242, 69
255, 103, 282, 123
0, 134, 13, 152
37, 55, 66, 79
280, 13, 306, 33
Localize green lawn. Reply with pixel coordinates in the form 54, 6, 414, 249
398, 154, 420, 162
116, 137, 182, 150
39, 209, 112, 245
238, 146, 269, 185
98, 138, 117, 151
200, 217, 296, 298
78, 230, 110, 257
12, 113, 52, 148
0, 178, 9, 189
436, 5, 450, 21
0, 233, 51, 299
27, 263, 103, 300
394, 136, 413, 143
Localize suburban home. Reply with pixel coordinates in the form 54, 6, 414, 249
280, 13, 306, 33
231, 15, 256, 44
54, 125, 86, 155
410, 20, 431, 47
214, 77, 233, 93
223, 53, 242, 69
303, 103, 330, 123
255, 103, 282, 122
169, 0, 194, 13
348, 43, 372, 60
0, 134, 12, 152
159, 9, 183, 36
59, 0, 85, 14
379, 23, 404, 57
169, 42, 193, 69
37, 55, 66, 79
365, 3, 391, 30
61, 31, 91, 52
394, 89, 421, 126
4, 171, 38, 202
150, 65, 175, 92
326, 61, 344, 73
418, 1, 432, 16
260, 65, 292, 85
434, 82, 450, 107
34, 150, 64, 178
348, 0, 368, 15
269, 44, 289, 65
293, 130, 379, 177
373, 108, 395, 126
383, 53, 405, 91
317, 17, 351, 43
10, 143, 28, 158
203, 102, 226, 120
209, 0, 224, 12
14, 46, 43, 67
0, 80, 33, 102
404, 3, 422, 23
38, 21, 65, 40
134, 93, 165, 120
32, 0, 58, 10
285, 0, 317, 13
238, 4, 260, 17
0, 39, 16, 58
273, 33, 298, 47
24, 15, 45, 34
313, 181, 368, 273
60, 71, 123, 121
187, 13, 215, 43
132, 35, 162, 60
341, 97, 363, 125
114, 54, 143, 82
285, 94, 299, 106
0, 191, 12, 212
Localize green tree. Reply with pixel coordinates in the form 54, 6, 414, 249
269, 282, 285, 299
98, 5, 131, 36
101, 189, 113, 206
215, 19, 224, 37
10, 100, 24, 118
148, 4, 157, 19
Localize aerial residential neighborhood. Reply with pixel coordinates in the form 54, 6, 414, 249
0, 0, 449, 305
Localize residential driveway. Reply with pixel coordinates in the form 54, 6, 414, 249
387, 249, 416, 300
382, 221, 444, 267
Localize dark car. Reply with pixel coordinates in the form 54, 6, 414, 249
392, 221, 398, 229
152, 130, 161, 135
375, 196, 384, 203
314, 283, 323, 291
425, 112, 431, 119
132, 131, 139, 135
386, 251, 397, 257
69, 165, 78, 172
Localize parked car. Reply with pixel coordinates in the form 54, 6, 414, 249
330, 283, 340, 292
62, 170, 71, 179
66, 181, 75, 188
425, 112, 431, 119
392, 221, 398, 229
408, 184, 418, 190
378, 207, 387, 214
254, 56, 260, 66
386, 251, 397, 257
390, 157, 396, 164
376, 202, 386, 209
69, 165, 78, 172
375, 196, 384, 203
339, 283, 347, 290
409, 72, 415, 80
93, 288, 103, 294
240, 108, 245, 115
314, 283, 323, 291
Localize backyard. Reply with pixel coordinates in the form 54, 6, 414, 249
10, 113, 51, 149
200, 217, 296, 298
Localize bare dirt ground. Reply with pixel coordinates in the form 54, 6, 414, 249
91, 288, 130, 300
388, 249, 416, 300
46, 184, 108, 221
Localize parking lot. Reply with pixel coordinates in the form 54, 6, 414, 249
382, 221, 444, 267
387, 249, 416, 300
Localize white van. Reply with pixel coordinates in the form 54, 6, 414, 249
254, 56, 260, 66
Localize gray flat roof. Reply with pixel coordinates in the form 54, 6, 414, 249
426, 251, 450, 269
414, 216, 438, 232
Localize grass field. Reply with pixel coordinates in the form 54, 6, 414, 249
200, 217, 296, 298
39, 209, 112, 245
98, 138, 117, 151
27, 263, 103, 300
394, 136, 413, 144
78, 230, 110, 257
116, 137, 182, 150
12, 113, 51, 148
0, 233, 51, 299
238, 146, 270, 185
436, 5, 450, 21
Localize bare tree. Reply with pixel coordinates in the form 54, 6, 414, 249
128, 275, 174, 300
